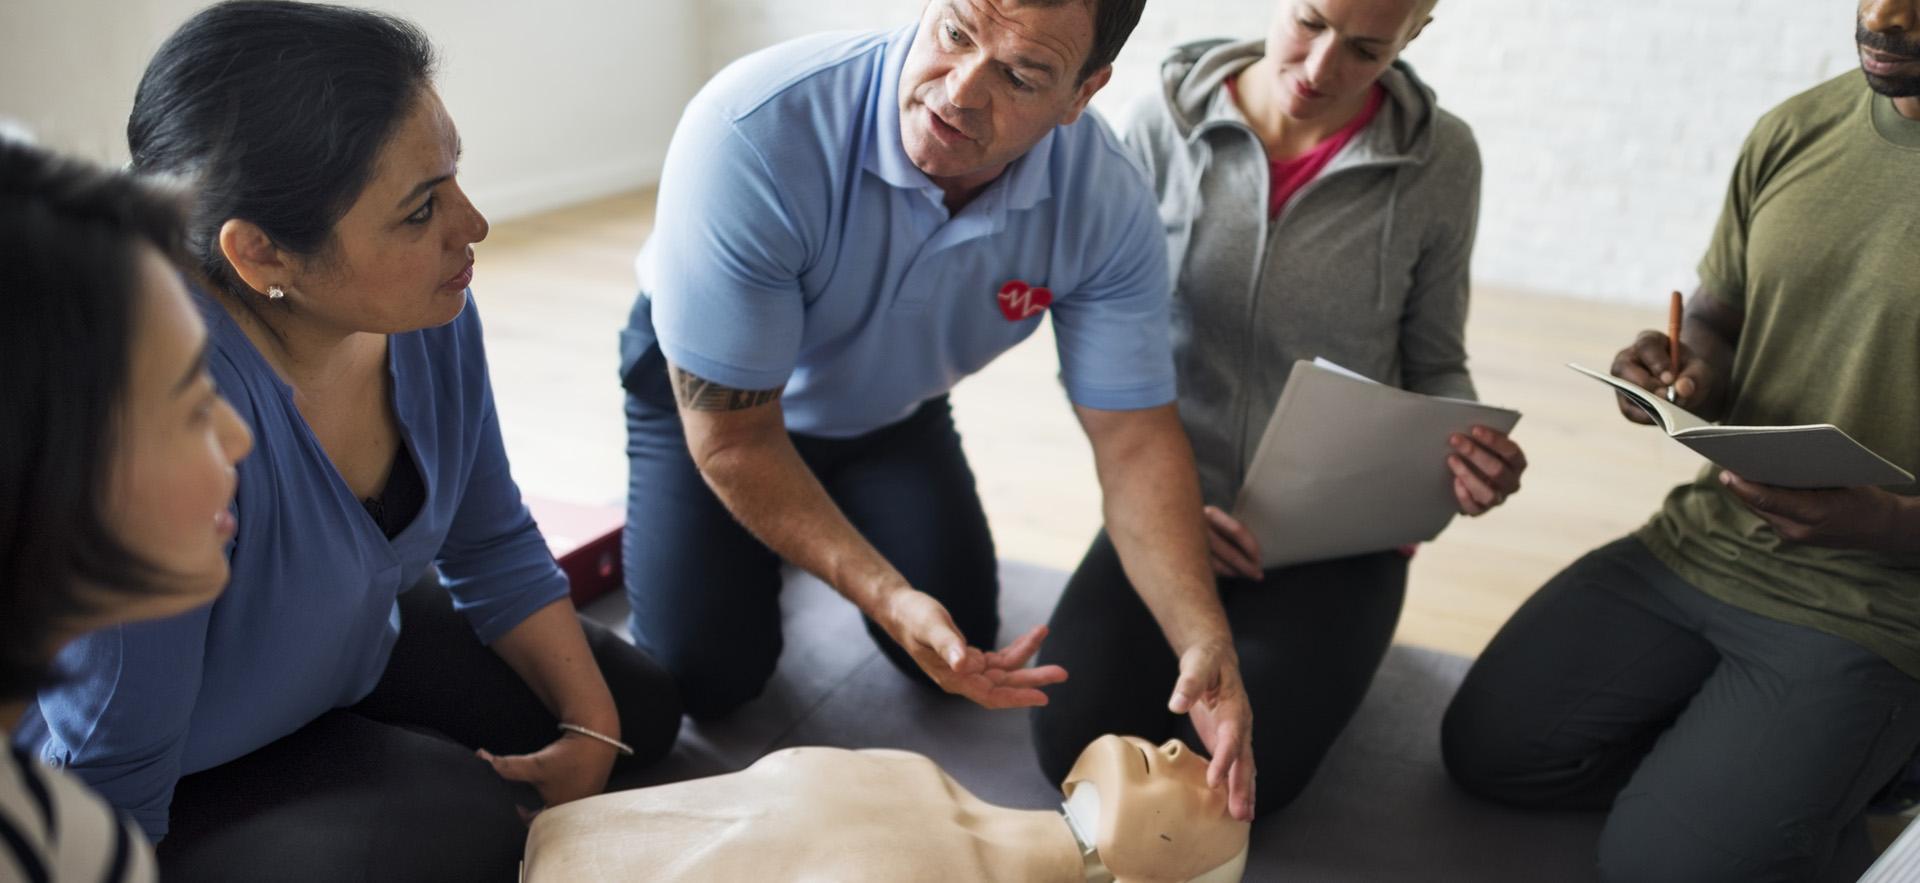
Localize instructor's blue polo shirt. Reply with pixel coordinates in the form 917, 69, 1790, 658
620, 25, 1176, 438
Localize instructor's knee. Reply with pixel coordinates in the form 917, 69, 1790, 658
679, 667, 773, 721
639, 632, 777, 721
597, 648, 685, 763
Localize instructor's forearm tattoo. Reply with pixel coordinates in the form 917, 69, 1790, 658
670, 365, 783, 411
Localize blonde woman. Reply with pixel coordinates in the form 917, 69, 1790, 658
1034, 0, 1525, 818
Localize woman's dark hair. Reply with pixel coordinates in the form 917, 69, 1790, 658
0, 139, 190, 701
128, 0, 437, 297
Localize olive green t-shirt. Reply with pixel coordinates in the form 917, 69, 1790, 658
1637, 71, 1920, 678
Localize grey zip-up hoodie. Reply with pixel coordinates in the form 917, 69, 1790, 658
1123, 39, 1482, 508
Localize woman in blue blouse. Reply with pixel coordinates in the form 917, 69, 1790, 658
14, 3, 681, 879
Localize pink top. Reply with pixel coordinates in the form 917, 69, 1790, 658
1228, 77, 1386, 219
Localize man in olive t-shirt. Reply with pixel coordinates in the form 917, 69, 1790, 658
1439, 4, 1920, 882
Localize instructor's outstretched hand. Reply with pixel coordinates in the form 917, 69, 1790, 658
882, 587, 1068, 709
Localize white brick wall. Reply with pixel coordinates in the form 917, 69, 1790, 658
698, 0, 1861, 305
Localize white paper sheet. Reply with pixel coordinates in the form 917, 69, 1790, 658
1231, 360, 1522, 568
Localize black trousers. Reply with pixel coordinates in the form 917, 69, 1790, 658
622, 382, 1000, 721
155, 580, 682, 883
1030, 531, 1408, 817
1442, 536, 1920, 883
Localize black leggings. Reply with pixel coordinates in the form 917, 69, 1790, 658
1442, 536, 1920, 883
1030, 531, 1407, 818
154, 581, 681, 883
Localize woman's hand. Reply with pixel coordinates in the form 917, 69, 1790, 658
1203, 505, 1264, 580
478, 730, 620, 818
1448, 426, 1527, 516
483, 600, 625, 818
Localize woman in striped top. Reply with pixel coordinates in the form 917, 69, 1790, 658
0, 139, 254, 882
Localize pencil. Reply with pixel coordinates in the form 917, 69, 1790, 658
1666, 290, 1682, 403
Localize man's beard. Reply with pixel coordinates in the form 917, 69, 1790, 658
1858, 23, 1920, 97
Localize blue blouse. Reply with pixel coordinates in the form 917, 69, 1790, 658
14, 291, 570, 840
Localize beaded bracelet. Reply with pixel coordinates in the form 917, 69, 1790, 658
558, 722, 635, 756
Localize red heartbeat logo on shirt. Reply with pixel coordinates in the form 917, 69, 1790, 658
997, 280, 1052, 321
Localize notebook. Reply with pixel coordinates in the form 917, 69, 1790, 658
1566, 363, 1912, 489
1230, 359, 1522, 568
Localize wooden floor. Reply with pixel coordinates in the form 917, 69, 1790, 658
476, 188, 1705, 659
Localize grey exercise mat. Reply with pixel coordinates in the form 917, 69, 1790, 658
584, 563, 1604, 882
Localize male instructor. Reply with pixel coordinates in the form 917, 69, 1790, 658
619, 0, 1255, 818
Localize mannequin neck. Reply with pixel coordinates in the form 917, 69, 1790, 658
1063, 785, 1116, 882
1059, 783, 1247, 883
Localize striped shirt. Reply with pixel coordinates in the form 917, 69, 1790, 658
1, 745, 153, 883
1860, 817, 1920, 883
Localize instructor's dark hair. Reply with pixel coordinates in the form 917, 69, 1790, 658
128, 0, 437, 298
1023, 0, 1148, 83
0, 139, 189, 701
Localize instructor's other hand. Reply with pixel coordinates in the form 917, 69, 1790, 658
1169, 640, 1256, 821
884, 588, 1067, 709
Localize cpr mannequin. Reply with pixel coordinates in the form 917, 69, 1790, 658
521, 735, 1250, 882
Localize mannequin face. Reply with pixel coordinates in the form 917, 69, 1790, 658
1063, 735, 1250, 882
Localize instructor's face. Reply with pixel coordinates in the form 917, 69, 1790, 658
899, 0, 1109, 196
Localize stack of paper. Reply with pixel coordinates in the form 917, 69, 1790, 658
1231, 359, 1521, 568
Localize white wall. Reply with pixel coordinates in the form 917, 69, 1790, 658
1, 1, 1864, 303
0, 1, 174, 164
1389, 1, 1857, 303
0, 0, 703, 222
700, 0, 1863, 305
408, 0, 702, 220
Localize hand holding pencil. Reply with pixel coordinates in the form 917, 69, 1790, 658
1609, 290, 1716, 425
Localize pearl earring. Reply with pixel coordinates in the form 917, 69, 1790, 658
266, 285, 286, 300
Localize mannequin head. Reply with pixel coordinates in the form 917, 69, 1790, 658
1062, 735, 1251, 883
